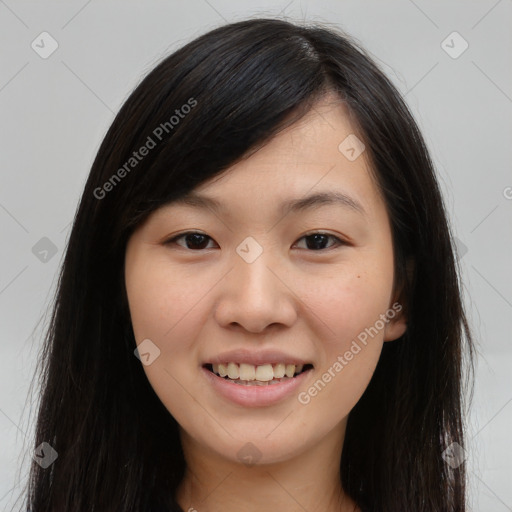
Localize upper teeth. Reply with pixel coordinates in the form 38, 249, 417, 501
212, 362, 304, 381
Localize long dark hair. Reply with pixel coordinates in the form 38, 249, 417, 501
19, 17, 474, 512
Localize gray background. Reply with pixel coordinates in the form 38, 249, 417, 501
1, 1, 511, 510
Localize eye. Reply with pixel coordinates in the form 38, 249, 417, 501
294, 232, 346, 251
164, 231, 346, 251
166, 231, 217, 250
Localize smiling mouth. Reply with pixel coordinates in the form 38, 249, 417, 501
203, 362, 314, 386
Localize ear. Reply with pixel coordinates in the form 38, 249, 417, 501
383, 259, 414, 342
383, 308, 407, 342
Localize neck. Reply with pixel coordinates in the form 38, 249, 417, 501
175, 421, 359, 512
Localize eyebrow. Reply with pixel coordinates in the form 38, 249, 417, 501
171, 190, 366, 217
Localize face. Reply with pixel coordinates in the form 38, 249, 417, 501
124, 95, 407, 466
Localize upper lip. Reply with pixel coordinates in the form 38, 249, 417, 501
204, 349, 312, 367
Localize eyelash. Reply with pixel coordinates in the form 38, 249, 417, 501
163, 231, 348, 252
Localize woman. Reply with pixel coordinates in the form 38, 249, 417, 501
23, 17, 474, 511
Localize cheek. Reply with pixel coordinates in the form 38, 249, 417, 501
294, 257, 394, 412
299, 257, 395, 348
125, 256, 212, 425
126, 256, 209, 348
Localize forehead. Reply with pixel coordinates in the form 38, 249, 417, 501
179, 98, 382, 218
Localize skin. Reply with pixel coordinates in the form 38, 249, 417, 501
124, 94, 408, 512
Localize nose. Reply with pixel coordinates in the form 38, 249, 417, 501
213, 248, 297, 334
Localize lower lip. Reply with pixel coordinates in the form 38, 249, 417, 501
201, 366, 312, 407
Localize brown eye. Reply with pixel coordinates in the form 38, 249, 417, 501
164, 231, 346, 252
166, 232, 217, 250
295, 233, 345, 251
